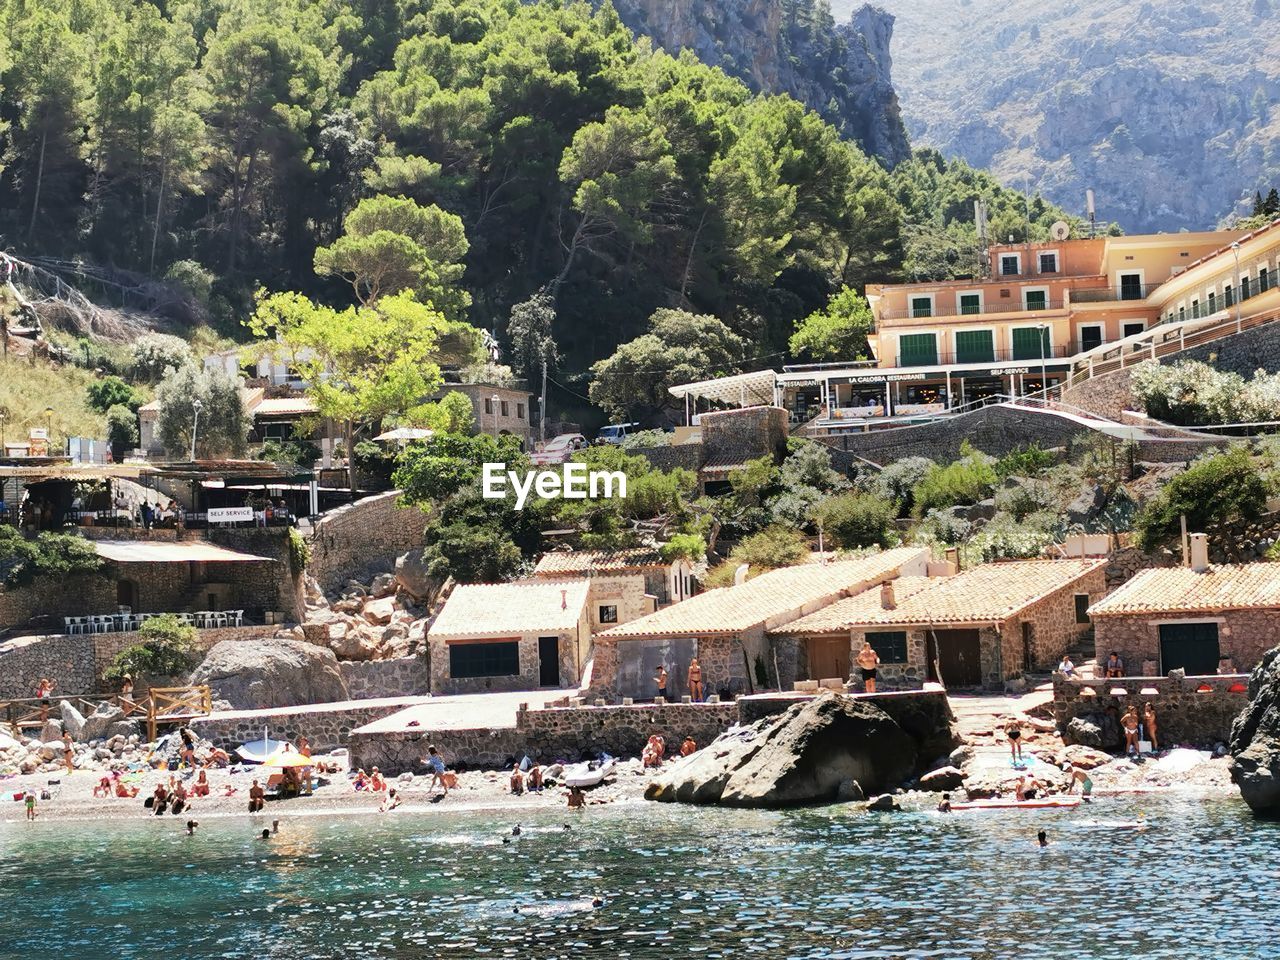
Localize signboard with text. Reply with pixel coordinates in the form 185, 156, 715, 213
208, 507, 254, 523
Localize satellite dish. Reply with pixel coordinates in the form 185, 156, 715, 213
1050, 220, 1070, 241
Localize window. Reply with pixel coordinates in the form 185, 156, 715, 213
1079, 325, 1104, 352
1024, 289, 1048, 311
866, 631, 908, 664
1262, 267, 1271, 293
500, 400, 510, 417
599, 605, 618, 624
954, 329, 995, 363
516, 403, 525, 420
1039, 252, 1058, 274
1178, 306, 1186, 321
1118, 273, 1144, 300
1122, 321, 1146, 338
1208, 291, 1217, 314
1241, 276, 1252, 299
1000, 254, 1021, 276
483, 398, 494, 415
1012, 327, 1051, 361
958, 293, 982, 315
449, 640, 520, 679
1191, 298, 1200, 318
910, 296, 933, 318
1074, 594, 1090, 624
898, 333, 937, 366
1224, 283, 1234, 307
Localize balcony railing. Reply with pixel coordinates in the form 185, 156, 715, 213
1070, 283, 1160, 303
879, 299, 1067, 322
892, 344, 1074, 368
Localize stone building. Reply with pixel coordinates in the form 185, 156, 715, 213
588, 547, 930, 702
776, 559, 1108, 690
434, 381, 536, 446
1088, 556, 1280, 677
427, 579, 594, 695
533, 547, 697, 609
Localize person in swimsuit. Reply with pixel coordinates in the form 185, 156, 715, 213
1142, 703, 1159, 752
936, 793, 952, 813
567, 785, 585, 809
654, 665, 668, 701
62, 731, 75, 774
856, 642, 881, 693
25, 791, 36, 821
680, 737, 697, 757
1037, 830, 1049, 848
423, 746, 449, 796
688, 658, 703, 702
248, 779, 265, 813
1066, 767, 1094, 797
1122, 705, 1140, 756
36, 677, 56, 721
380, 788, 402, 813
1005, 719, 1024, 764
1015, 774, 1039, 802
510, 764, 525, 795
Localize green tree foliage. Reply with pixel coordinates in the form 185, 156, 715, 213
704, 524, 809, 587
105, 404, 139, 460
130, 333, 193, 382
0, 526, 102, 586
86, 376, 140, 413
994, 444, 1056, 480
393, 432, 526, 506
911, 444, 998, 515
1131, 360, 1280, 427
1134, 447, 1272, 550
812, 492, 896, 549
103, 614, 199, 683
789, 286, 874, 361
589, 308, 746, 422
156, 365, 248, 458
866, 456, 934, 515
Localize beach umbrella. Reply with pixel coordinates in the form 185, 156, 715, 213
262, 752, 312, 768
373, 427, 433, 442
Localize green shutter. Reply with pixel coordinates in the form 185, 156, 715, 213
1025, 290, 1048, 310
954, 330, 994, 363
959, 294, 981, 315
910, 297, 933, 318
1012, 327, 1050, 360
898, 333, 937, 367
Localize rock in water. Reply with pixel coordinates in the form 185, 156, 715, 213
1230, 647, 1280, 814
645, 696, 917, 808
917, 766, 966, 792
189, 637, 349, 710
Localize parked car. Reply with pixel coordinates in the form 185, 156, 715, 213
595, 422, 640, 445
529, 433, 587, 465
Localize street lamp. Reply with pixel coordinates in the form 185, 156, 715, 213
190, 399, 202, 461
1036, 323, 1050, 401
491, 394, 500, 438
1232, 241, 1243, 332
44, 406, 53, 452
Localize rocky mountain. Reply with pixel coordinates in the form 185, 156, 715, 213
835, 0, 1280, 232
605, 0, 911, 166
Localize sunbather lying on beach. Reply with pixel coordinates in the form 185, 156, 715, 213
380, 788, 402, 813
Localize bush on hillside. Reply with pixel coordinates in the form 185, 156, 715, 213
812, 492, 897, 549
1134, 447, 1272, 550
866, 456, 934, 514
0, 528, 102, 587
105, 404, 139, 460
103, 614, 199, 684
913, 508, 971, 546
968, 511, 1061, 563
1130, 360, 1280, 426
994, 443, 1055, 479
131, 333, 193, 382
86, 376, 140, 413
911, 445, 998, 515
704, 525, 809, 587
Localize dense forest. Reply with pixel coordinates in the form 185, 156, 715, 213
0, 0, 1076, 422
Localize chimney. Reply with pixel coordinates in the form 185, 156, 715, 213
733, 563, 750, 586
561, 588, 568, 610
880, 580, 896, 610
1189, 533, 1210, 573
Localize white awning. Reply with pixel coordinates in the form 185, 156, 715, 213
667, 370, 777, 407
374, 427, 433, 442
93, 541, 274, 563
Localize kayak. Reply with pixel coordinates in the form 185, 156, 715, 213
561, 758, 616, 788
950, 796, 1082, 810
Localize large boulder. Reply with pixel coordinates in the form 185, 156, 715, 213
60, 701, 86, 740
394, 551, 444, 604
1230, 647, 1280, 814
645, 696, 918, 808
1065, 712, 1121, 749
80, 703, 125, 742
189, 637, 349, 710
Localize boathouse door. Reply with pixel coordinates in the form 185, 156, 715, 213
928, 629, 983, 687
537, 636, 560, 686
807, 636, 850, 683
1158, 622, 1220, 676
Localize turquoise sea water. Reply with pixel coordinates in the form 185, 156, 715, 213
2, 795, 1278, 960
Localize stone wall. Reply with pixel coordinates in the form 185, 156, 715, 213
585, 574, 652, 633
338, 656, 429, 700
1060, 368, 1137, 421
306, 491, 433, 593
190, 696, 431, 753
429, 619, 586, 696
822, 404, 1217, 466
0, 624, 279, 698
701, 406, 788, 466
1051, 674, 1249, 748
1093, 607, 1280, 676
629, 442, 704, 474
0, 572, 114, 634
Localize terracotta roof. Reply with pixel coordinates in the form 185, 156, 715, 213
250, 396, 317, 418
428, 579, 590, 639
777, 559, 1106, 632
1088, 563, 1280, 617
775, 577, 938, 635
598, 547, 928, 639
534, 548, 665, 576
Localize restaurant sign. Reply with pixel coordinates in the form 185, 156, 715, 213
208, 506, 254, 523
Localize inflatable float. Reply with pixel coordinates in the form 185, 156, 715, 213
950, 796, 1082, 811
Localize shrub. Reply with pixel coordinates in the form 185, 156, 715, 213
103, 614, 199, 683
867, 456, 934, 513
993, 478, 1057, 521
86, 376, 140, 413
812, 492, 896, 549
968, 511, 1061, 563
105, 405, 139, 460
130, 333, 193, 382
620, 429, 672, 450
911, 446, 997, 515
994, 443, 1055, 479
912, 508, 971, 546
1134, 447, 1272, 550
659, 533, 705, 563
0, 528, 102, 586
1129, 360, 1280, 426
288, 528, 311, 569
704, 524, 809, 587
163, 260, 215, 306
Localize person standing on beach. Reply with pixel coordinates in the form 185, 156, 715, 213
249, 779, 265, 813
688, 658, 703, 702
856, 642, 881, 693
297, 735, 313, 795
61, 731, 75, 774
654, 665, 668, 701
25, 791, 36, 821
1005, 719, 1024, 765
424, 745, 449, 796
1142, 703, 1159, 753
1122, 705, 1140, 756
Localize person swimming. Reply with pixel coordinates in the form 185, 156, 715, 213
1037, 830, 1049, 848
936, 793, 952, 813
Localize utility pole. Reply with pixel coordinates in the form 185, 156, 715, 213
540, 340, 549, 443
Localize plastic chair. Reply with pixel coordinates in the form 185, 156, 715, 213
232, 610, 244, 627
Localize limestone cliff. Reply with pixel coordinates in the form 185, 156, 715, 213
604, 0, 910, 167
861, 0, 1280, 232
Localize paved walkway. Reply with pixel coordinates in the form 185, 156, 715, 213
352, 689, 571, 735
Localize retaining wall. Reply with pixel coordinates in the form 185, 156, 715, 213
190, 696, 432, 753
338, 656, 430, 700
1051, 674, 1249, 748
306, 491, 433, 593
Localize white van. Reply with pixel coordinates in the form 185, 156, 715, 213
596, 422, 640, 445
